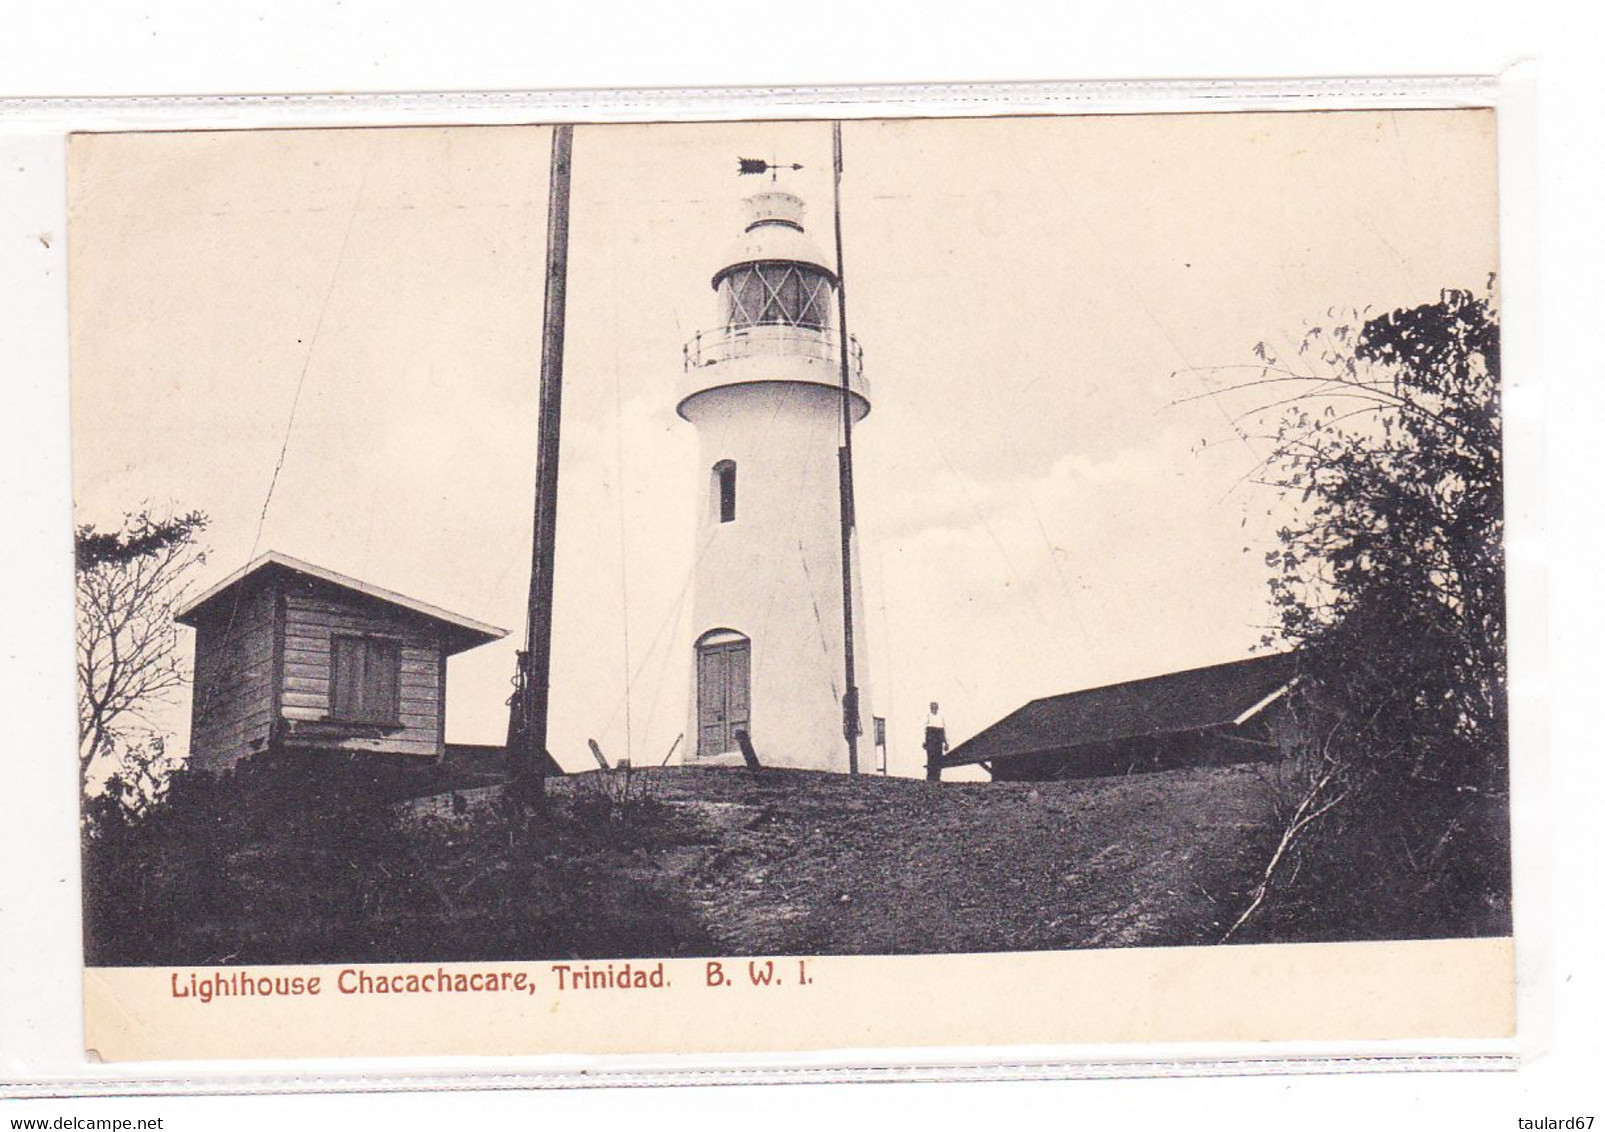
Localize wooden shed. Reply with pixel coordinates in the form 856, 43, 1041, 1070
940, 652, 1301, 782
175, 551, 506, 772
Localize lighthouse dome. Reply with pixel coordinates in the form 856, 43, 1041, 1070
711, 190, 836, 287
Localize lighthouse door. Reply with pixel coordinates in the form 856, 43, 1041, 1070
695, 633, 751, 756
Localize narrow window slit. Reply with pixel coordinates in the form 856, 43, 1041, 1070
715, 460, 737, 523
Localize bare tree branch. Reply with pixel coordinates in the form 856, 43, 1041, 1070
75, 507, 208, 804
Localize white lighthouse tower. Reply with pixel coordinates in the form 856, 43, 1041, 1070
678, 188, 873, 772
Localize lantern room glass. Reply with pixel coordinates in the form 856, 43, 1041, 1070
718, 263, 834, 330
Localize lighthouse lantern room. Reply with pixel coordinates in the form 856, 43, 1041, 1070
677, 188, 873, 772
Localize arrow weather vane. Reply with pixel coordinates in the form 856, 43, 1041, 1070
737, 156, 804, 182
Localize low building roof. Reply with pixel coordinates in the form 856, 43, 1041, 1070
942, 651, 1300, 770
175, 550, 508, 656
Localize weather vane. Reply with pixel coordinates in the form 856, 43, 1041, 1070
737, 156, 804, 182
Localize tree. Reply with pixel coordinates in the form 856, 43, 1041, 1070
1196, 286, 1507, 941
75, 508, 208, 813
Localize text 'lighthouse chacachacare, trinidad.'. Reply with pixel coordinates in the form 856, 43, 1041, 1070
677, 187, 873, 772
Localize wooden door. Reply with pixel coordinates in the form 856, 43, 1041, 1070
696, 646, 728, 754
725, 640, 750, 744
696, 636, 750, 756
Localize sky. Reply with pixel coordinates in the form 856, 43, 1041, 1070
67, 109, 1499, 776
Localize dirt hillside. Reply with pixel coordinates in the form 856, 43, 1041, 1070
544, 762, 1271, 956
84, 761, 1278, 965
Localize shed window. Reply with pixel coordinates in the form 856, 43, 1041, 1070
330, 635, 401, 725
715, 460, 737, 523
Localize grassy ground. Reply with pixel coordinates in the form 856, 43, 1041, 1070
84, 762, 1278, 966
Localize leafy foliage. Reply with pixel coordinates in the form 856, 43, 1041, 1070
1213, 287, 1509, 940
82, 763, 715, 966
1263, 290, 1504, 788
75, 510, 207, 570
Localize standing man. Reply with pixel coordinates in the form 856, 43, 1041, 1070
923, 701, 948, 782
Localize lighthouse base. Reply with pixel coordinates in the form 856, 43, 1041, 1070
689, 752, 751, 769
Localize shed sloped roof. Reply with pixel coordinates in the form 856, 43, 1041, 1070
175, 550, 508, 655
943, 652, 1300, 769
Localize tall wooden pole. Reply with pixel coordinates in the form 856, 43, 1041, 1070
511, 123, 573, 800
831, 121, 861, 775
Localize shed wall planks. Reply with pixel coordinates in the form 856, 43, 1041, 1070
188, 580, 278, 771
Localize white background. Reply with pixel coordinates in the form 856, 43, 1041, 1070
1, 2, 1600, 1129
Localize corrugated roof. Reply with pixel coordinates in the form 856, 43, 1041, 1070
174, 550, 508, 655
943, 651, 1300, 769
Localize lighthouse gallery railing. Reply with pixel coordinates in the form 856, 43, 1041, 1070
683, 324, 865, 386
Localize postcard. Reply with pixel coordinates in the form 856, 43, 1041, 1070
68, 108, 1511, 1061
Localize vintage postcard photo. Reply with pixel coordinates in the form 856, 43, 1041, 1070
69, 108, 1512, 1060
